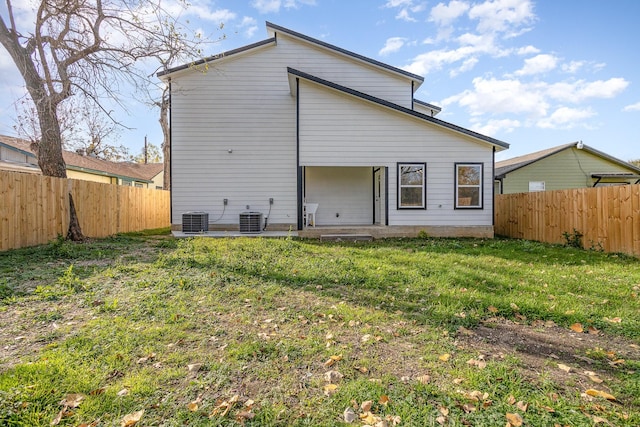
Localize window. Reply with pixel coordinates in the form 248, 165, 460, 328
398, 163, 426, 209
528, 181, 545, 192
455, 163, 483, 208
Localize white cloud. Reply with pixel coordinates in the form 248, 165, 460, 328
251, 0, 315, 13
537, 107, 595, 129
384, 0, 427, 22
623, 102, 640, 112
449, 57, 478, 77
468, 0, 535, 34
379, 37, 407, 56
237, 16, 259, 38
442, 77, 549, 117
515, 54, 558, 76
252, 0, 281, 14
562, 60, 585, 74
471, 118, 521, 135
429, 1, 470, 26
546, 78, 629, 103
516, 45, 540, 55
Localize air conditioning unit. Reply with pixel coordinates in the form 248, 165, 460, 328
239, 212, 262, 233
182, 212, 209, 233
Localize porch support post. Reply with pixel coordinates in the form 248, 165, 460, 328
296, 77, 304, 230
385, 166, 389, 226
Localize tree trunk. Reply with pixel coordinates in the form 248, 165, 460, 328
160, 91, 171, 191
34, 97, 84, 241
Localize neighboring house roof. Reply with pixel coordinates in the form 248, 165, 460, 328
495, 142, 640, 178
159, 22, 425, 90
287, 67, 509, 151
0, 134, 163, 182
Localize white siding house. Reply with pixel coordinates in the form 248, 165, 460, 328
160, 22, 509, 238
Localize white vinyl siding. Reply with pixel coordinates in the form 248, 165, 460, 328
305, 167, 372, 225
297, 81, 494, 226
170, 44, 297, 225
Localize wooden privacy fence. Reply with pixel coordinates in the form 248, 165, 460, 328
495, 185, 640, 257
0, 171, 170, 251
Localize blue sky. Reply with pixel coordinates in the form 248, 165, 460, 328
1, 0, 639, 162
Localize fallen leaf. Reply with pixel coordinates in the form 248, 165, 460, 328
506, 412, 523, 426
60, 394, 84, 408
187, 363, 203, 373
361, 400, 373, 412
187, 402, 199, 412
438, 353, 451, 362
323, 384, 338, 396
415, 374, 431, 384
355, 366, 369, 374
453, 378, 464, 384
439, 407, 449, 416
379, 395, 390, 406
516, 401, 528, 412
458, 326, 474, 336
588, 374, 603, 384
236, 410, 255, 422
324, 354, 343, 368
120, 409, 144, 427
89, 388, 105, 396
488, 306, 498, 313
557, 363, 572, 373
51, 409, 65, 426
436, 415, 447, 425
585, 389, 617, 401
592, 415, 608, 424
136, 353, 156, 364
117, 388, 129, 397
588, 326, 600, 335
604, 317, 622, 323
570, 323, 584, 333
462, 403, 476, 413
324, 370, 343, 383
510, 303, 519, 311
343, 407, 357, 423
361, 334, 372, 343
386, 414, 402, 426
467, 358, 487, 369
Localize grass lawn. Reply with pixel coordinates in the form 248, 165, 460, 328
0, 231, 639, 426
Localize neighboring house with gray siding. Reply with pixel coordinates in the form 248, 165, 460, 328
160, 22, 509, 237
495, 142, 640, 194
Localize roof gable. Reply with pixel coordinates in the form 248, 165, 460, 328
287, 68, 508, 150
495, 142, 640, 177
266, 22, 423, 89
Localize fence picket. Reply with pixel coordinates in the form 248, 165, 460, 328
496, 185, 640, 257
0, 171, 169, 251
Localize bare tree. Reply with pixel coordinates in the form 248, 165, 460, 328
630, 159, 640, 168
0, 0, 203, 239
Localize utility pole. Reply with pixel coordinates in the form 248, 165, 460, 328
144, 135, 148, 164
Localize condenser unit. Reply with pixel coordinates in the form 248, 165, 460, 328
182, 212, 209, 233
239, 212, 262, 233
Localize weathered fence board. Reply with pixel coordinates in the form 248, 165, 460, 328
495, 185, 640, 257
0, 171, 170, 251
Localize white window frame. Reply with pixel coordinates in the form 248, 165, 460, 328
528, 181, 545, 192
455, 163, 483, 209
397, 162, 426, 209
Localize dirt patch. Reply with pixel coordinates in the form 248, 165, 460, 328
459, 317, 640, 395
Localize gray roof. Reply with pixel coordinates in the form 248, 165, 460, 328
495, 142, 640, 178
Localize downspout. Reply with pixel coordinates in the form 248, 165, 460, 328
385, 167, 389, 226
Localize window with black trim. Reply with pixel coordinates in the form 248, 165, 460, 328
398, 163, 426, 209
455, 163, 483, 208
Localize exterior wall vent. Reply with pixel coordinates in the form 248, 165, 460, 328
239, 212, 263, 233
182, 212, 209, 233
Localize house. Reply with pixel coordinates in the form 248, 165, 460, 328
159, 22, 509, 238
0, 134, 164, 189
495, 142, 640, 194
